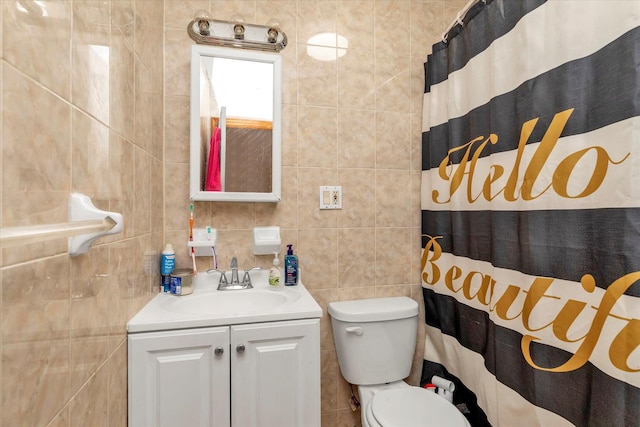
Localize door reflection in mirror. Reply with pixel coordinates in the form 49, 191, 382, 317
207, 117, 273, 193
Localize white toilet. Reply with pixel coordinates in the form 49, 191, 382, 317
328, 297, 471, 427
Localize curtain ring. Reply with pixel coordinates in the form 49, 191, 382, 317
441, 31, 449, 44
456, 12, 464, 27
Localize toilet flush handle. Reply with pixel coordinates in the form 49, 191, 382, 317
345, 326, 364, 336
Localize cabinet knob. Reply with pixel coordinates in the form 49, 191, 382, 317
236, 344, 245, 353
215, 346, 224, 356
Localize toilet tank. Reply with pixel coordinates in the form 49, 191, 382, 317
328, 297, 418, 385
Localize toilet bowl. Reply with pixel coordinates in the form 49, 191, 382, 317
328, 297, 470, 427
360, 382, 470, 427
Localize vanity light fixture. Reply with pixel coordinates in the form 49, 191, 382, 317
188, 12, 287, 52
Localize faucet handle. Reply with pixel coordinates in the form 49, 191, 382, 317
241, 271, 252, 287
219, 272, 229, 285
207, 268, 229, 288
241, 267, 262, 289
207, 268, 227, 279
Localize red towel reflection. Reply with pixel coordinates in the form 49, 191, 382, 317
205, 127, 222, 191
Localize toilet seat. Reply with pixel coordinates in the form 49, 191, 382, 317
365, 387, 469, 427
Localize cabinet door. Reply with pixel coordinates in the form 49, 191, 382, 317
231, 319, 320, 427
129, 327, 230, 427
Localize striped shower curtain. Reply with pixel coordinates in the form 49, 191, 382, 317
420, 1, 639, 426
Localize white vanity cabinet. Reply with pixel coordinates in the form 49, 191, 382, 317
230, 319, 320, 427
128, 318, 320, 427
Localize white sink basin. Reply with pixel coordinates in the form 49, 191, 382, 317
127, 269, 322, 333
160, 287, 301, 316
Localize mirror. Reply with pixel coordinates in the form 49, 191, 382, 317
190, 45, 282, 202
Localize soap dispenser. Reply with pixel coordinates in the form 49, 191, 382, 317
284, 244, 298, 286
268, 252, 283, 291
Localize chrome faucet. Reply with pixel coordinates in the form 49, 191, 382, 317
207, 257, 258, 290
230, 256, 240, 284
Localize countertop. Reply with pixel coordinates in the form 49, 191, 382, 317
127, 270, 323, 333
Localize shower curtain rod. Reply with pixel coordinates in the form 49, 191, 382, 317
442, 0, 486, 43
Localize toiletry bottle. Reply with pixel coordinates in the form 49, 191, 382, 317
284, 244, 298, 286
160, 244, 175, 293
268, 252, 283, 291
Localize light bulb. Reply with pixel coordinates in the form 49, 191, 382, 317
230, 13, 245, 23
194, 9, 212, 36
231, 14, 245, 40
266, 18, 280, 43
233, 24, 245, 39
194, 9, 211, 20
266, 18, 280, 29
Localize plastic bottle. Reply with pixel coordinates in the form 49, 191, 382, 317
268, 252, 283, 291
284, 244, 298, 286
160, 244, 176, 293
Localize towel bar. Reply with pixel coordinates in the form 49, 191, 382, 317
0, 193, 124, 256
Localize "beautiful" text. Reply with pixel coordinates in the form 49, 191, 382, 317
421, 235, 639, 373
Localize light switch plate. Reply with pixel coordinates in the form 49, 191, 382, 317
320, 186, 342, 209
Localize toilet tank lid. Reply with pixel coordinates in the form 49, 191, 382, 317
328, 297, 418, 322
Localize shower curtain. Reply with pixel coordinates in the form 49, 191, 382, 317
420, 1, 639, 426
